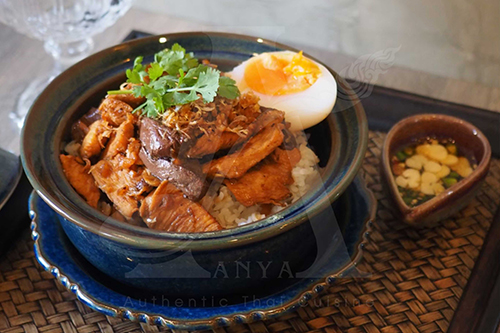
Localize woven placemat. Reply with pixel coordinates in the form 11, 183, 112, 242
1, 131, 499, 333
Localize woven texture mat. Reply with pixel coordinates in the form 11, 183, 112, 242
1, 131, 500, 333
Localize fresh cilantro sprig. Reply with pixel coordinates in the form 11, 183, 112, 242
107, 43, 240, 118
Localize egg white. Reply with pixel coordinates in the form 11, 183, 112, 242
228, 51, 337, 131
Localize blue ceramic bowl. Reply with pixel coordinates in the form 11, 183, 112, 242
21, 32, 368, 298
30, 176, 376, 330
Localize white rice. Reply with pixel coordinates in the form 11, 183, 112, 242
64, 141, 81, 157
201, 132, 321, 228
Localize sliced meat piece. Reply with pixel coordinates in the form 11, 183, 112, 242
186, 108, 285, 159
142, 169, 162, 187
219, 132, 241, 150
71, 120, 89, 142
224, 148, 301, 207
112, 138, 142, 169
225, 164, 291, 206
100, 201, 143, 226
243, 107, 285, 139
270, 146, 302, 166
71, 107, 102, 143
80, 107, 101, 126
90, 158, 152, 219
139, 148, 207, 201
99, 97, 136, 127
203, 123, 284, 179
281, 125, 298, 150
140, 181, 222, 233
139, 117, 181, 158
101, 115, 135, 160
186, 131, 240, 158
59, 154, 100, 208
107, 83, 146, 108
79, 120, 111, 159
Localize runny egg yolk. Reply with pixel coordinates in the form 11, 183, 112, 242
243, 51, 322, 96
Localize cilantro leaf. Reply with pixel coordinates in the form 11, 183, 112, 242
126, 68, 142, 84
130, 56, 148, 82
156, 43, 199, 75
161, 67, 219, 103
173, 90, 199, 105
132, 85, 142, 97
182, 65, 208, 86
147, 62, 164, 81
184, 57, 199, 70
171, 43, 185, 53
192, 67, 220, 102
218, 76, 240, 99
150, 75, 177, 91
143, 99, 159, 118
133, 56, 144, 71
110, 43, 241, 118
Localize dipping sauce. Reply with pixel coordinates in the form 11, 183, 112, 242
391, 138, 477, 207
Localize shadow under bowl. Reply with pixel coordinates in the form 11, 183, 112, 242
381, 113, 491, 227
21, 32, 368, 298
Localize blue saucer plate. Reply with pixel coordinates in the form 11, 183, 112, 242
30, 176, 376, 331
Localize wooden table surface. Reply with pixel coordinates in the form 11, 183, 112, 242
1, 7, 500, 155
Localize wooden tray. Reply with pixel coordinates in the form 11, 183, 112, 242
355, 84, 500, 333
1, 30, 499, 333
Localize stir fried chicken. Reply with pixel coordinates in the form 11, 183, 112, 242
91, 157, 152, 219
185, 107, 284, 158
59, 154, 100, 208
140, 181, 222, 232
70, 107, 102, 142
101, 114, 135, 160
185, 130, 240, 158
246, 107, 285, 138
62, 90, 306, 233
224, 148, 301, 206
203, 122, 285, 179
79, 120, 111, 159
83, 102, 151, 219
99, 98, 137, 126
159, 94, 262, 158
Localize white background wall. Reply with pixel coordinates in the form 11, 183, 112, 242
135, 0, 500, 88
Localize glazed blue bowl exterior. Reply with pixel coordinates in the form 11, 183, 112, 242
58, 196, 347, 300
30, 176, 375, 330
21, 32, 368, 297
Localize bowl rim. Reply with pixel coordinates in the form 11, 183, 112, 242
22, 31, 368, 250
381, 113, 492, 224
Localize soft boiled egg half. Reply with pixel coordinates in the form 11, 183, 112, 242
228, 50, 337, 131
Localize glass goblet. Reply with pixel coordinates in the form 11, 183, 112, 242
0, 0, 132, 128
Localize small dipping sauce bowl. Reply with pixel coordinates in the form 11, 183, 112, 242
381, 114, 491, 227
